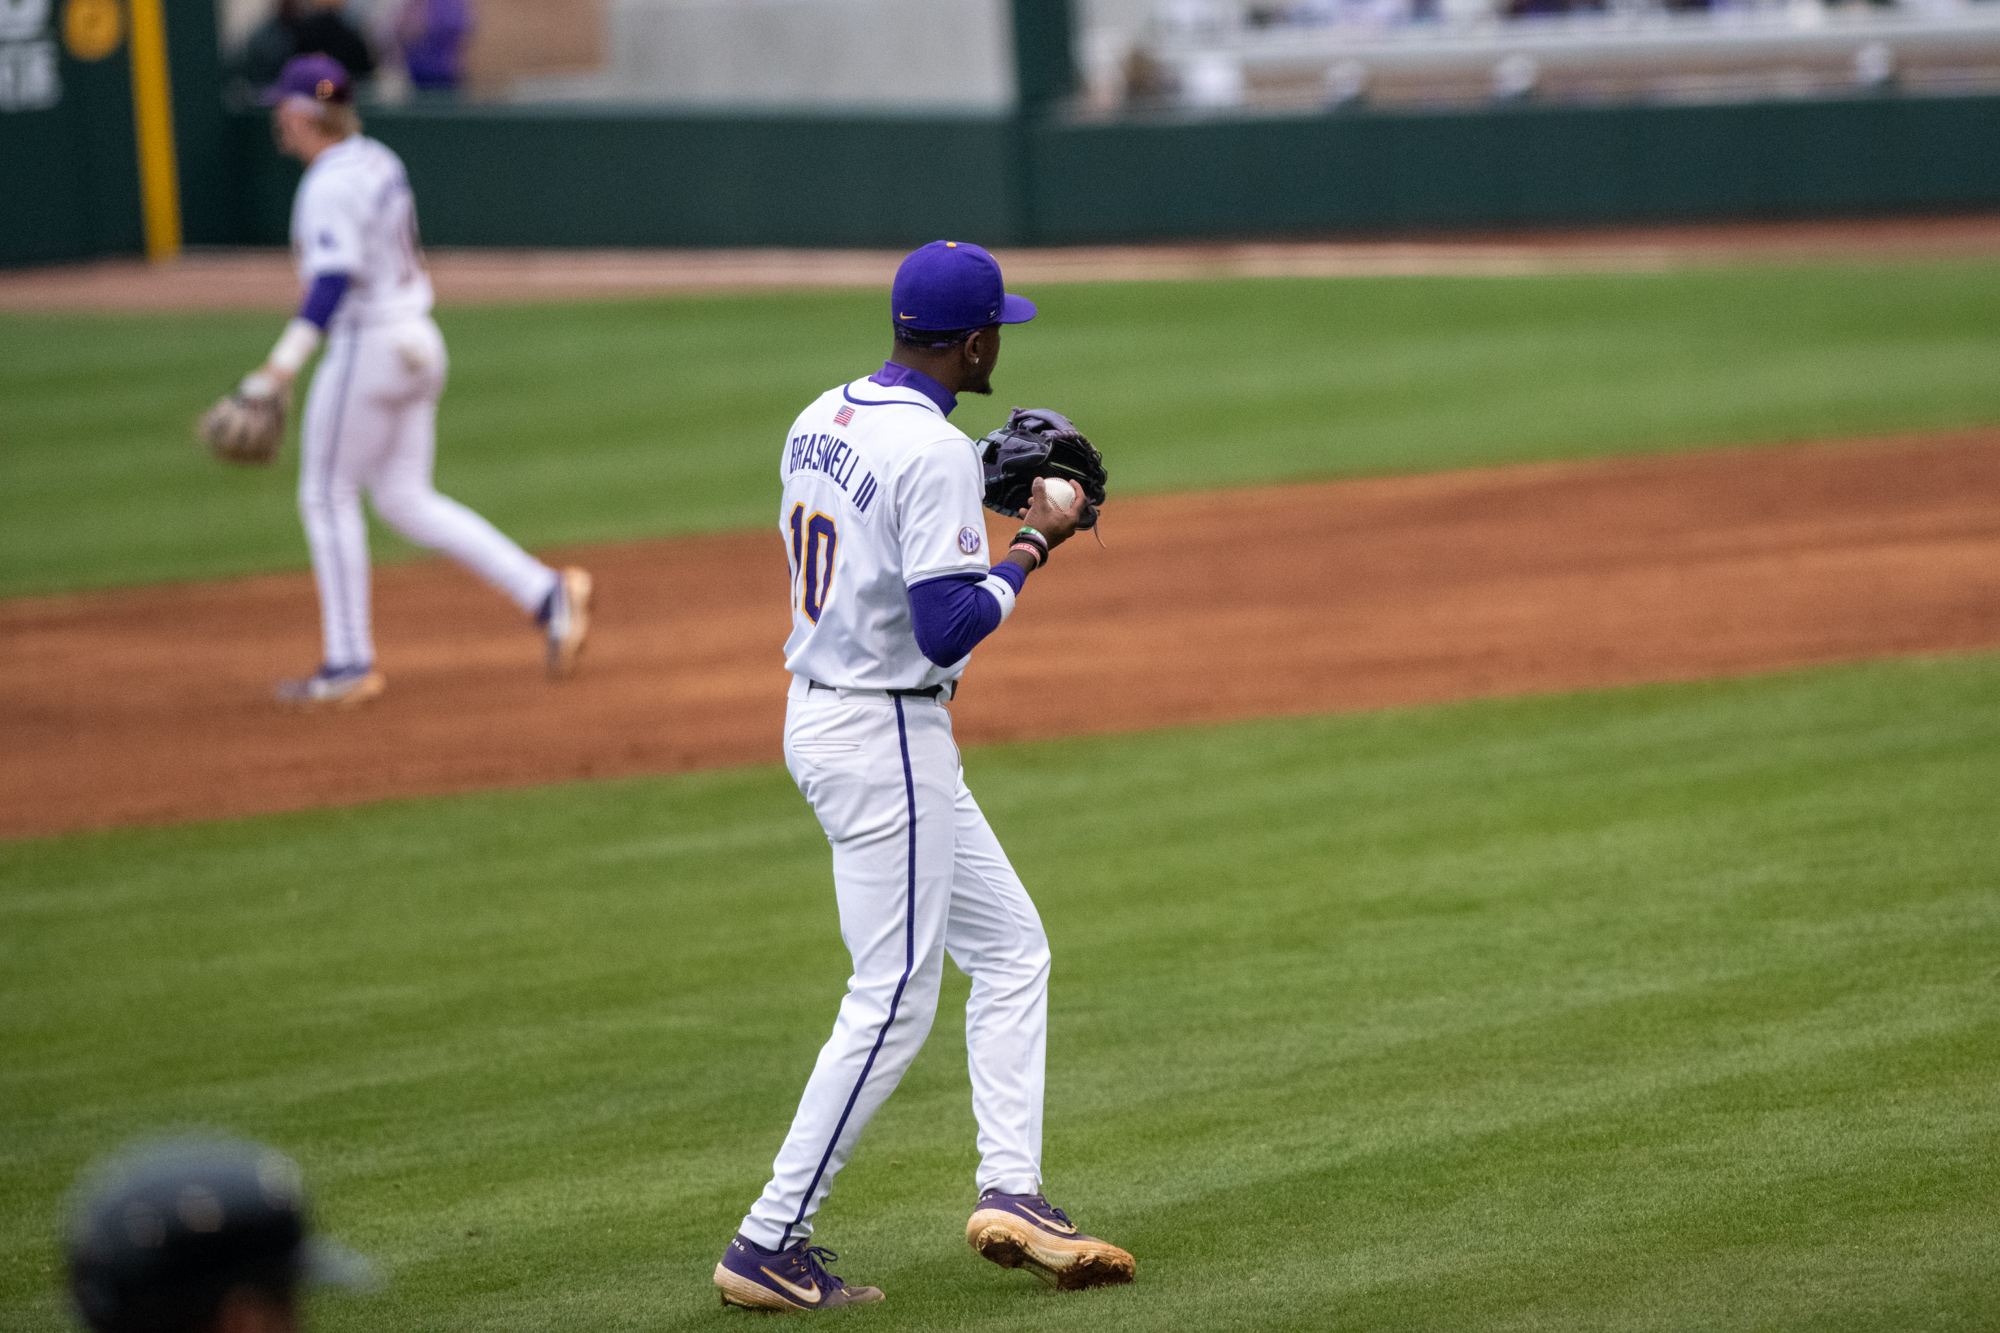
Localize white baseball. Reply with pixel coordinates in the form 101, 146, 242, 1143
1041, 477, 1077, 511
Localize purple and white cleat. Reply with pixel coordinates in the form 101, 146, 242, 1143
965, 1191, 1135, 1290
542, 565, 592, 680
273, 664, 385, 709
713, 1234, 885, 1312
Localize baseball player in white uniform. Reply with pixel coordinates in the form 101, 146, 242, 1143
241, 55, 589, 708
712, 241, 1135, 1311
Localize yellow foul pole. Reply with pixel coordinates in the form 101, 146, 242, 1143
126, 0, 182, 263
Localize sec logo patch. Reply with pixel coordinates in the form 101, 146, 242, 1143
958, 526, 981, 555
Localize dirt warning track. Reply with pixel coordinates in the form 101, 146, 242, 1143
8, 215, 2000, 313
4, 431, 1998, 840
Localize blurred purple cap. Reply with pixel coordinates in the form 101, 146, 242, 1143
892, 241, 1036, 333
260, 53, 353, 106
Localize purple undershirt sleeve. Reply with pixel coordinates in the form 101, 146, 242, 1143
298, 272, 351, 330
909, 565, 1020, 666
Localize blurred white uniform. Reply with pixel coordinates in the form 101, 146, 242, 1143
293, 135, 557, 669
739, 374, 1050, 1250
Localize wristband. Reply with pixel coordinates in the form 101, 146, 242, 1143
267, 317, 322, 376
1011, 526, 1050, 569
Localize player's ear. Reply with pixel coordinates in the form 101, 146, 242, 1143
965, 326, 997, 366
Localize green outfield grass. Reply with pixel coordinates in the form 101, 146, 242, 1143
4, 654, 1996, 1331
7, 258, 2000, 597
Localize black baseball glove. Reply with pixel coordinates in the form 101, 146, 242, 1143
978, 407, 1108, 530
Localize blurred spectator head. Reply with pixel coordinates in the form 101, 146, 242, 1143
64, 1136, 374, 1333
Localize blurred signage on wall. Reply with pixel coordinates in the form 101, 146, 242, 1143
65, 0, 124, 59
0, 0, 124, 112
0, 0, 60, 110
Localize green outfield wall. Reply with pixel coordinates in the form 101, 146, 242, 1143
1, 29, 143, 267
1027, 94, 2000, 239
220, 106, 1019, 250
7, 0, 2000, 268
213, 92, 2000, 255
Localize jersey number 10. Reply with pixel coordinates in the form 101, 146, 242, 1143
789, 503, 837, 624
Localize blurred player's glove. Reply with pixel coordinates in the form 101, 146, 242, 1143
979, 407, 1108, 530
198, 382, 286, 466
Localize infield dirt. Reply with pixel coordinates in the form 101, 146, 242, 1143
5, 430, 1996, 839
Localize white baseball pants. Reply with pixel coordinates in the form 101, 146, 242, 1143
740, 678, 1052, 1250
298, 317, 557, 670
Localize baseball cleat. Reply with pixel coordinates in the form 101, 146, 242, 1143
713, 1235, 885, 1312
274, 665, 385, 709
965, 1191, 1135, 1290
543, 566, 592, 679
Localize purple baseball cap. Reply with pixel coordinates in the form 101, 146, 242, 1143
260, 53, 353, 106
892, 241, 1036, 334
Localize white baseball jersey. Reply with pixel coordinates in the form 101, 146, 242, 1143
780, 377, 1010, 690
289, 135, 555, 674
741, 368, 1053, 1253
291, 135, 433, 331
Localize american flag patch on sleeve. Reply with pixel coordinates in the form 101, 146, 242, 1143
834, 405, 855, 426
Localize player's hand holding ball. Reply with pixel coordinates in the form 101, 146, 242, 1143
978, 405, 1109, 567
1024, 476, 1087, 546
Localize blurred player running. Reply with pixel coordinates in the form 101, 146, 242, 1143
238, 55, 589, 708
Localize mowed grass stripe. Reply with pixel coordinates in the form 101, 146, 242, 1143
3, 653, 1995, 1331
9, 259, 2000, 596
